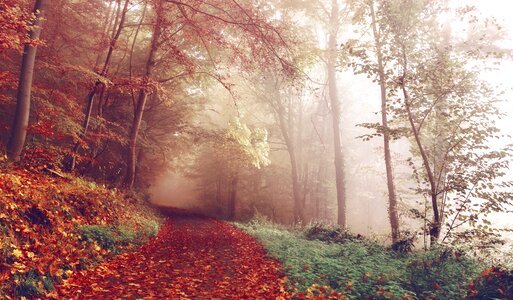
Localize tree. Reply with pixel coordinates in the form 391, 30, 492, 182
123, 0, 296, 189
7, 0, 47, 162
124, 0, 162, 189
369, 0, 400, 242
257, 73, 307, 223
380, 0, 513, 246
191, 118, 270, 220
327, 0, 347, 227
349, 0, 400, 242
67, 0, 130, 171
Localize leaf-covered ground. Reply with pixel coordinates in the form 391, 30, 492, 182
0, 156, 162, 298
58, 216, 291, 299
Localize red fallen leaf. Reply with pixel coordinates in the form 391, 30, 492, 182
433, 282, 440, 290
57, 218, 292, 299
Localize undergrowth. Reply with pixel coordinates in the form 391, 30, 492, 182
237, 217, 486, 299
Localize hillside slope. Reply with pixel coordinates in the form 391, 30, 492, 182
0, 155, 162, 298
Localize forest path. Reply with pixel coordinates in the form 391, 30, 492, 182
57, 214, 290, 299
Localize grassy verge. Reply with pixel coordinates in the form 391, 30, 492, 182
0, 157, 163, 298
237, 217, 485, 299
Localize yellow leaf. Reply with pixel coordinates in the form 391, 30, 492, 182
12, 249, 23, 258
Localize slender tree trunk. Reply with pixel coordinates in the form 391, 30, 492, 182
275, 100, 305, 224
227, 175, 238, 219
369, 1, 400, 243
327, 0, 347, 228
7, 0, 47, 162
400, 50, 440, 245
124, 2, 162, 189
67, 0, 130, 171
94, 0, 115, 69
290, 151, 305, 224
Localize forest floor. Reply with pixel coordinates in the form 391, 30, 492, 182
57, 213, 291, 299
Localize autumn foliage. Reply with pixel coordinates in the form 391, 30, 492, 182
468, 266, 513, 299
0, 154, 161, 298
0, 0, 35, 54
57, 217, 291, 299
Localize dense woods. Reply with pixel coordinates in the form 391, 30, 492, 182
1, 0, 513, 298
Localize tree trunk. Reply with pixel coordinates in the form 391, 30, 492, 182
370, 1, 400, 243
290, 151, 305, 224
124, 1, 162, 189
327, 0, 347, 228
400, 50, 440, 245
7, 0, 47, 162
227, 175, 238, 220
274, 97, 305, 224
67, 0, 130, 171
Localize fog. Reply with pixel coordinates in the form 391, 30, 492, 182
148, 0, 513, 254
150, 173, 201, 210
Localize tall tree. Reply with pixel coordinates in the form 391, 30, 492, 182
67, 0, 130, 171
381, 0, 512, 246
261, 74, 306, 223
124, 0, 163, 188
327, 0, 347, 227
361, 0, 401, 242
123, 0, 296, 189
7, 0, 47, 162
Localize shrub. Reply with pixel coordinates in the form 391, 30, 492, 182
41, 276, 55, 292
143, 219, 161, 237
304, 222, 363, 244
468, 266, 513, 299
391, 232, 416, 254
406, 247, 480, 299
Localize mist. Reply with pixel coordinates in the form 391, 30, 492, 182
144, 0, 513, 252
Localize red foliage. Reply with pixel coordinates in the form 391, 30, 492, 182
468, 266, 513, 299
58, 217, 292, 299
0, 0, 34, 54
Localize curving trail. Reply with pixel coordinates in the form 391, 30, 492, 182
57, 216, 290, 299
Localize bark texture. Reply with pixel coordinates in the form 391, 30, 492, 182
7, 0, 47, 162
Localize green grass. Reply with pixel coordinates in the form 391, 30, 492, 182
78, 221, 159, 254
236, 218, 482, 299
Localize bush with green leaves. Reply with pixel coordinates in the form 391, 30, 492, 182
304, 222, 364, 244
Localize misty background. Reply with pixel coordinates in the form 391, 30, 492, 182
148, 0, 513, 254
